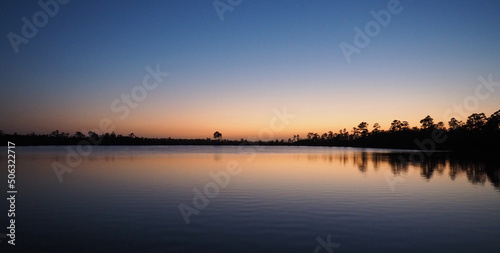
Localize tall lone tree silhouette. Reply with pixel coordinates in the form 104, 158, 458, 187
213, 131, 222, 141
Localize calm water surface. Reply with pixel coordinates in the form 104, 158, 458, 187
1, 146, 499, 252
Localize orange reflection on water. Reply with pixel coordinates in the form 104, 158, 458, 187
14, 147, 500, 195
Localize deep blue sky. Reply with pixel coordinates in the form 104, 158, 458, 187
1, 0, 499, 138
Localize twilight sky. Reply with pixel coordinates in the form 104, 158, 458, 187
1, 0, 499, 139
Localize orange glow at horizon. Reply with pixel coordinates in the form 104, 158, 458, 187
2, 78, 499, 140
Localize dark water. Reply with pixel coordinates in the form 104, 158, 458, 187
1, 146, 499, 252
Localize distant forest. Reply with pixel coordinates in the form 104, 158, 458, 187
1, 110, 499, 152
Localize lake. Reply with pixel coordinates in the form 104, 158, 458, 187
1, 146, 499, 252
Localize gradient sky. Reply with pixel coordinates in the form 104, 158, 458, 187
1, 0, 500, 139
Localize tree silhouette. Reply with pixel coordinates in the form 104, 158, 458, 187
401, 121, 410, 131
351, 127, 360, 139
74, 131, 85, 138
466, 113, 487, 130
390, 120, 402, 132
327, 131, 334, 140
307, 132, 319, 140
420, 115, 434, 130
448, 117, 463, 130
339, 128, 348, 141
51, 130, 60, 137
485, 110, 500, 131
213, 131, 222, 140
321, 133, 328, 140
88, 131, 99, 139
358, 122, 369, 136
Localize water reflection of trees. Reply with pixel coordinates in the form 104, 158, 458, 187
385, 152, 499, 190
300, 151, 500, 190
389, 153, 447, 180
353, 152, 368, 173
448, 156, 499, 188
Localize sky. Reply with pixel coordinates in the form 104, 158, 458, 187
1, 0, 500, 139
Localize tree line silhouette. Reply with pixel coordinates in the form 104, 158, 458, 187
292, 110, 500, 152
1, 110, 499, 152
